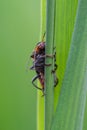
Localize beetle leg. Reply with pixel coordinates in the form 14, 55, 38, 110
51, 51, 59, 87
45, 54, 54, 58
30, 65, 35, 70
51, 64, 58, 73
40, 54, 54, 58
51, 70, 59, 87
32, 75, 46, 96
54, 64, 58, 71
32, 75, 42, 90
54, 74, 59, 87
41, 90, 46, 97
45, 63, 52, 66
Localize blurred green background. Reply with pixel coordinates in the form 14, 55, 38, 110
0, 0, 40, 130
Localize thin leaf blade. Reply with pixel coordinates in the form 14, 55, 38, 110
51, 0, 87, 129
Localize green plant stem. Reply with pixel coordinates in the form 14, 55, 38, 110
51, 0, 87, 129
45, 0, 55, 130
37, 1, 46, 130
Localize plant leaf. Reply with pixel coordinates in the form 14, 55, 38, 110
37, 1, 46, 130
51, 0, 87, 130
54, 0, 78, 111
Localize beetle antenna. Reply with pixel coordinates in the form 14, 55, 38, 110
26, 56, 31, 72
42, 32, 46, 42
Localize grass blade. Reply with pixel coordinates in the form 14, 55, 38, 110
37, 1, 46, 130
51, 0, 87, 129
54, 0, 78, 111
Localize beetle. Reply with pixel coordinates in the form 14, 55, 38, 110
30, 33, 58, 95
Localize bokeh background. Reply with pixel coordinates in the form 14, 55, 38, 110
0, 0, 40, 129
